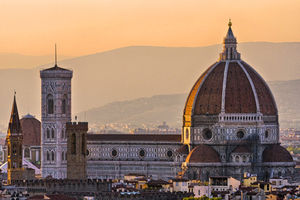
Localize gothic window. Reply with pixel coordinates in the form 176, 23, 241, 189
62, 94, 67, 114
51, 151, 55, 161
82, 134, 86, 155
47, 94, 54, 114
47, 128, 50, 139
61, 130, 64, 139
71, 133, 76, 154
235, 156, 240, 163
47, 151, 50, 161
61, 151, 64, 161
265, 130, 269, 138
51, 128, 55, 138
242, 155, 247, 163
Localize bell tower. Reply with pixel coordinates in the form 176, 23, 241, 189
40, 46, 73, 178
6, 93, 24, 184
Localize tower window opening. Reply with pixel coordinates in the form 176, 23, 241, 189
47, 151, 50, 161
51, 128, 55, 139
51, 151, 55, 161
71, 133, 76, 154
82, 134, 86, 155
62, 151, 65, 161
47, 128, 50, 139
47, 94, 54, 114
62, 95, 67, 114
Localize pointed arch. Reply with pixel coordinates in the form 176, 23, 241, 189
47, 94, 54, 114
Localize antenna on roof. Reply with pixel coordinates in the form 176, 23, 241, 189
55, 43, 57, 66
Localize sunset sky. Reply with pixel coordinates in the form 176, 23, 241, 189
0, 0, 299, 56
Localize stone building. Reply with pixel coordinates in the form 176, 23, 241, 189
38, 21, 295, 182
40, 59, 73, 179
66, 122, 88, 179
180, 20, 295, 181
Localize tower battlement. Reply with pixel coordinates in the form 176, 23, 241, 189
66, 122, 88, 131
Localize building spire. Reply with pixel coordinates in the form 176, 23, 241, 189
55, 43, 57, 66
219, 19, 241, 61
7, 92, 22, 135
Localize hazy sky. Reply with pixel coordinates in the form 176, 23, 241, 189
0, 0, 299, 56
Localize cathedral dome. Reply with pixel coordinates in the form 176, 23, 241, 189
20, 114, 41, 146
185, 144, 221, 163
262, 145, 293, 163
183, 21, 277, 126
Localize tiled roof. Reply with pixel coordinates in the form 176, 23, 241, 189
262, 144, 293, 162
43, 64, 70, 71
186, 144, 221, 163
183, 61, 277, 117
87, 134, 181, 142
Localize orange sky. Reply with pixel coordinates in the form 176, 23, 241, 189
0, 0, 299, 56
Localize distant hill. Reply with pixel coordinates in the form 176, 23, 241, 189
76, 79, 300, 129
0, 42, 300, 130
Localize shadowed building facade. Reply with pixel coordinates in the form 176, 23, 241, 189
67, 122, 88, 179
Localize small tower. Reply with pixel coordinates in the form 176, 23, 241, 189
40, 46, 73, 178
219, 19, 241, 61
6, 94, 24, 184
66, 122, 88, 179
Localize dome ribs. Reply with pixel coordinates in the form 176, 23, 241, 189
225, 62, 256, 113
242, 61, 277, 115
194, 62, 225, 115
184, 62, 218, 118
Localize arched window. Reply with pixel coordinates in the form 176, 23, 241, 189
82, 134, 86, 155
51, 128, 55, 138
62, 95, 67, 114
235, 156, 240, 163
24, 148, 30, 158
242, 155, 247, 163
61, 130, 64, 139
47, 128, 50, 139
51, 151, 55, 161
71, 133, 76, 154
47, 94, 54, 114
47, 151, 50, 161
61, 151, 65, 161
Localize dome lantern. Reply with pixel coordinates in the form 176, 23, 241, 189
219, 20, 241, 61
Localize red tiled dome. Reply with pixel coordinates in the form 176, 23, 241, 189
262, 145, 293, 162
184, 61, 277, 119
186, 144, 221, 163
183, 22, 277, 127
20, 114, 41, 146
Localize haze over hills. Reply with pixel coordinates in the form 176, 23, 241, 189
77, 78, 300, 130
0, 42, 300, 131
